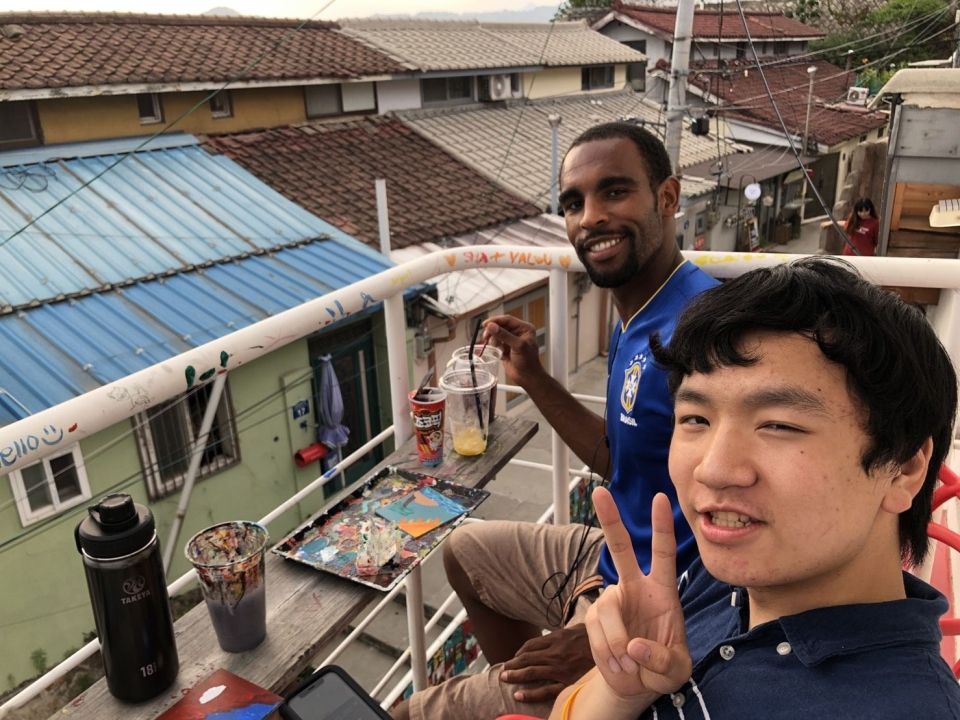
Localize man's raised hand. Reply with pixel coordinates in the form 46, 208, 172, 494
585, 488, 692, 702
482, 315, 545, 387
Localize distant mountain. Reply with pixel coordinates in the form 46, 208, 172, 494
377, 5, 560, 23
203, 6, 241, 15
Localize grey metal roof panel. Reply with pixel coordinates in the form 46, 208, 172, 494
0, 238, 394, 425
0, 140, 354, 310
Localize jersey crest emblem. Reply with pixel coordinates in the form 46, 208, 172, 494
620, 361, 642, 414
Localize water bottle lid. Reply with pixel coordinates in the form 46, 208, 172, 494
75, 493, 156, 560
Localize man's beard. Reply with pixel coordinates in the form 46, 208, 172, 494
578, 242, 640, 288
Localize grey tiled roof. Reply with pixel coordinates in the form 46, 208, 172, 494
338, 19, 646, 72
398, 90, 743, 207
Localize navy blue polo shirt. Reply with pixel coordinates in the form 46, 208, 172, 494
642, 560, 960, 719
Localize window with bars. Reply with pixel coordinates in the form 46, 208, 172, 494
8, 445, 91, 526
135, 381, 239, 500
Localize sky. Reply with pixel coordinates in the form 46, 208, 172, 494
4, 0, 554, 19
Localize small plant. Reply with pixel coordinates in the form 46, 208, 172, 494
71, 672, 94, 694
30, 648, 48, 675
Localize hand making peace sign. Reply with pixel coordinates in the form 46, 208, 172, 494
585, 488, 693, 702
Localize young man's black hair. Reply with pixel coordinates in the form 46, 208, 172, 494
652, 256, 958, 566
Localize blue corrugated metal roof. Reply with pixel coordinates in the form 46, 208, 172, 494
0, 239, 395, 425
0, 135, 384, 310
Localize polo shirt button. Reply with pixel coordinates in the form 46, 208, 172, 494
671, 693, 686, 708
719, 644, 736, 660
776, 642, 792, 656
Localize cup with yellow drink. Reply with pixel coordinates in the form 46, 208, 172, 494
439, 368, 495, 457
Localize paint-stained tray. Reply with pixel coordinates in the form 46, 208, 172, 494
271, 466, 488, 591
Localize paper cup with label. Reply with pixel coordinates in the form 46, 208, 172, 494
409, 387, 446, 466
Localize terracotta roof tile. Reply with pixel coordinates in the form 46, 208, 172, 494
202, 117, 540, 251
609, 1, 825, 39
0, 12, 406, 90
685, 57, 886, 145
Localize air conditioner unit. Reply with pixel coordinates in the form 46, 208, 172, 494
488, 74, 512, 101
846, 86, 869, 106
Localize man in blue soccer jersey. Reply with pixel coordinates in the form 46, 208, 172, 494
392, 123, 718, 720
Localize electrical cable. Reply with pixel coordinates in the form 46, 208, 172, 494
0, 0, 340, 252
731, 0, 858, 253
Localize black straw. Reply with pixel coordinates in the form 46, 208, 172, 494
468, 318, 486, 438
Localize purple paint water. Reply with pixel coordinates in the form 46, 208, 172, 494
205, 582, 266, 653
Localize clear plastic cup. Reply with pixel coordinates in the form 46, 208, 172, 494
184, 521, 268, 653
439, 368, 496, 457
445, 345, 502, 424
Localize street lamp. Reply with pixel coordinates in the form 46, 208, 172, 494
799, 65, 817, 223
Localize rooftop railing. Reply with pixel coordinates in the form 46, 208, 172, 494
1, 248, 959, 718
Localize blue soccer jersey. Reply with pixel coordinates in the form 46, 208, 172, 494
599, 261, 718, 585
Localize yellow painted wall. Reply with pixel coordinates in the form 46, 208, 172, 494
524, 67, 582, 99
37, 86, 309, 144
523, 64, 630, 100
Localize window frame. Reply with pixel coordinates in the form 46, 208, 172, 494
209, 90, 233, 119
137, 93, 163, 125
304, 82, 378, 118
134, 380, 240, 501
9, 444, 91, 527
420, 76, 476, 106
581, 65, 615, 91
0, 100, 42, 150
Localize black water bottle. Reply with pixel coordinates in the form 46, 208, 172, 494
75, 493, 179, 702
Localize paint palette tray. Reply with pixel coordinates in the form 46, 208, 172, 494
271, 466, 489, 591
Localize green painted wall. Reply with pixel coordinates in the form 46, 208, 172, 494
0, 418, 141, 690
0, 315, 402, 690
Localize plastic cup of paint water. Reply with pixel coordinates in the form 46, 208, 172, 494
439, 368, 496, 457
184, 521, 268, 653
409, 387, 447, 466
445, 345, 502, 424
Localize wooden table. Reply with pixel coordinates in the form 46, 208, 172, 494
49, 416, 538, 719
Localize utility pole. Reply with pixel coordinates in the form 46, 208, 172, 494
664, 0, 695, 174
799, 65, 817, 223
953, 7, 960, 68
548, 114, 562, 214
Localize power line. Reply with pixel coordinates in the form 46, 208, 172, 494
731, 0, 856, 253
0, 0, 340, 252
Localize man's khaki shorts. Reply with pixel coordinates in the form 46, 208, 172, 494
407, 519, 604, 720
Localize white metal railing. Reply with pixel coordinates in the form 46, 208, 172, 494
2, 250, 960, 717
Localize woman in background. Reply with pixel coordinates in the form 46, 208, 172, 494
843, 198, 880, 256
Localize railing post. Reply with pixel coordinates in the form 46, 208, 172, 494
930, 287, 960, 470
549, 268, 571, 525
376, 178, 426, 690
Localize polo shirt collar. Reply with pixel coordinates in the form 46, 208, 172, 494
753, 572, 949, 667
